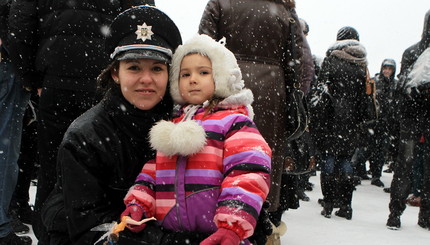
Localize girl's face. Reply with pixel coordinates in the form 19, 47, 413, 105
179, 54, 215, 105
111, 58, 168, 110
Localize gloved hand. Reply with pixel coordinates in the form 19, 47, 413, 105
120, 203, 146, 233
200, 228, 241, 245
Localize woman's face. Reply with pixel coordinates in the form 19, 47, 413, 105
111, 58, 168, 110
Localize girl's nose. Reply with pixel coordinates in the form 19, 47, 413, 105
189, 73, 197, 84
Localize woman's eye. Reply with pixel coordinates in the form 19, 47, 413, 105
153, 66, 165, 72
127, 65, 140, 71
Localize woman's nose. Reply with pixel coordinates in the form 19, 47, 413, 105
139, 70, 152, 83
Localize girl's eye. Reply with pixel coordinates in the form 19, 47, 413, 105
200, 71, 210, 75
180, 73, 190, 78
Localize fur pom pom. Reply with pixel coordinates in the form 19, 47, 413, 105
149, 120, 207, 156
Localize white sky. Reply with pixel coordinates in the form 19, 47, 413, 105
156, 0, 429, 76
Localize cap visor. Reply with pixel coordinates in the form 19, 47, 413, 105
116, 50, 170, 63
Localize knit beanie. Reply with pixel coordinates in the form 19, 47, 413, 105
169, 34, 245, 105
336, 26, 360, 41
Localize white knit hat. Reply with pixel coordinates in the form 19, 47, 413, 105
169, 34, 245, 104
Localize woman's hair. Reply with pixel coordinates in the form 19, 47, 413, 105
96, 60, 119, 95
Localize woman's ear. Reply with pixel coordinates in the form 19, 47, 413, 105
111, 68, 119, 84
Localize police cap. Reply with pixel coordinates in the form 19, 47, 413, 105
106, 5, 182, 63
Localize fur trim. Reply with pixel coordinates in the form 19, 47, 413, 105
170, 34, 245, 104
149, 120, 207, 156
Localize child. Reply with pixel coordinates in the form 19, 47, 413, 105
121, 34, 272, 244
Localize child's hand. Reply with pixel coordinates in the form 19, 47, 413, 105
200, 228, 241, 245
308, 156, 316, 170
120, 203, 146, 232
283, 157, 295, 171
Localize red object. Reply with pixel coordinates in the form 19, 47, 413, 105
200, 228, 241, 245
120, 204, 146, 232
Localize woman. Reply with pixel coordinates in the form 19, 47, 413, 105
41, 6, 182, 244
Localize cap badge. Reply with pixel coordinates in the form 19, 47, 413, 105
135, 22, 154, 42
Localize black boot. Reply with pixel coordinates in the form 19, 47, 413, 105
336, 174, 354, 220
386, 213, 401, 230
321, 202, 333, 218
335, 205, 353, 220
320, 173, 336, 218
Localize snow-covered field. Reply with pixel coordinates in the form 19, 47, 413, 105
24, 166, 429, 244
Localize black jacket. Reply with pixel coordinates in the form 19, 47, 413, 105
310, 40, 370, 157
7, 0, 153, 91
42, 86, 171, 245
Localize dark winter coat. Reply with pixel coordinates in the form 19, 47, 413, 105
42, 86, 172, 245
0, 0, 11, 61
7, 0, 153, 91
198, 0, 314, 211
310, 40, 370, 157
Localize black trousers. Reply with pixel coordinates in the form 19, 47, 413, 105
389, 118, 421, 216
33, 87, 98, 245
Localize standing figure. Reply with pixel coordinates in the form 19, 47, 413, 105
310, 26, 372, 220
0, 1, 31, 244
353, 59, 398, 187
386, 9, 430, 230
7, 1, 154, 244
121, 34, 272, 245
198, 1, 313, 242
40, 5, 181, 244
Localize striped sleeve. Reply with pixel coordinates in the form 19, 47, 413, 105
123, 160, 157, 217
214, 114, 272, 239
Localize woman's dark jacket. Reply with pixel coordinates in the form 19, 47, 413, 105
7, 0, 152, 91
198, 0, 314, 212
311, 40, 370, 157
43, 87, 171, 244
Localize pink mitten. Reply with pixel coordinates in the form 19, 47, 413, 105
200, 228, 241, 245
120, 203, 146, 232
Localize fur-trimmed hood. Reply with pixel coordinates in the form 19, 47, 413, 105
327, 40, 367, 65
170, 34, 246, 105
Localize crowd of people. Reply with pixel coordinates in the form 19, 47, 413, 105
0, 0, 429, 245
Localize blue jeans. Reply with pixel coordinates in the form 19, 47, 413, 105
320, 153, 354, 175
0, 61, 30, 237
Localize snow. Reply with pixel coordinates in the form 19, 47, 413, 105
24, 165, 430, 244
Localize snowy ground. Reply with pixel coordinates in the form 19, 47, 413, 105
24, 166, 429, 244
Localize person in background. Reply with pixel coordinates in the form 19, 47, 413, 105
199, 1, 314, 243
386, 9, 430, 230
353, 59, 398, 188
9, 91, 38, 234
7, 1, 155, 244
0, 0, 32, 244
41, 5, 181, 244
311, 26, 373, 221
121, 34, 272, 245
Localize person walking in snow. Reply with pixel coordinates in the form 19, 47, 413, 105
40, 5, 181, 244
120, 34, 272, 245
198, 1, 314, 243
386, 9, 430, 230
310, 26, 374, 221
353, 59, 398, 188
